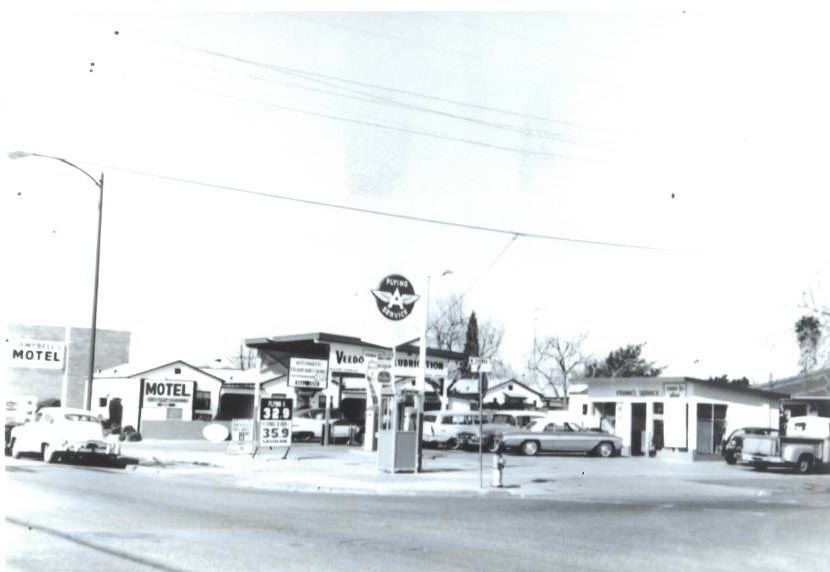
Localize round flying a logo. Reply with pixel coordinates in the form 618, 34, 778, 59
371, 274, 420, 321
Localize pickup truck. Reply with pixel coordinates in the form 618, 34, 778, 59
741, 416, 830, 474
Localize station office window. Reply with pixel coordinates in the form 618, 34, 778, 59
195, 390, 211, 411
653, 402, 664, 414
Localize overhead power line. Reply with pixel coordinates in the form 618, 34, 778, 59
85, 161, 677, 253
109, 23, 585, 128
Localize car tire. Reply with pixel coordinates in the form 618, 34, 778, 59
794, 454, 814, 475
595, 442, 615, 458
725, 452, 739, 465
521, 440, 540, 456
42, 443, 58, 463
10, 438, 22, 459
445, 438, 459, 450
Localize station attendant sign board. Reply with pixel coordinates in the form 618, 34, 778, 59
288, 358, 329, 389
227, 419, 255, 454
260, 397, 293, 446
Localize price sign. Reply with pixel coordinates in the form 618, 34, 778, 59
260, 398, 292, 446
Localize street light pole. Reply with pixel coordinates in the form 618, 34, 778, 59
8, 151, 104, 410
416, 270, 452, 473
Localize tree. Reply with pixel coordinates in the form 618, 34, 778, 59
799, 286, 830, 369
707, 375, 750, 388
584, 343, 663, 378
528, 334, 587, 398
460, 312, 480, 377
427, 294, 505, 374
427, 294, 467, 354
795, 315, 822, 374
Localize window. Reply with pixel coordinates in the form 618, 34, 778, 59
653, 402, 664, 415
166, 408, 183, 420
174, 368, 182, 374
99, 397, 107, 407
582, 404, 588, 415
195, 390, 211, 411
423, 415, 437, 423
65, 414, 97, 423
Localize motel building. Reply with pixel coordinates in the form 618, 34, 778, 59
566, 377, 788, 459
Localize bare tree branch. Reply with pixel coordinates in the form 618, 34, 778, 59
528, 334, 588, 398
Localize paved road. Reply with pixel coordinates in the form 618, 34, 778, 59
5, 459, 830, 572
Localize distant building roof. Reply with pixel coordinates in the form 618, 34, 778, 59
759, 368, 830, 397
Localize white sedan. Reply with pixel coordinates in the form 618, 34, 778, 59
9, 407, 121, 463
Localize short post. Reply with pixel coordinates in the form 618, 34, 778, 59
492, 453, 505, 488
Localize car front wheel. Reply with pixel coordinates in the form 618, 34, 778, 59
725, 451, 739, 465
794, 454, 814, 474
595, 442, 615, 458
521, 440, 540, 456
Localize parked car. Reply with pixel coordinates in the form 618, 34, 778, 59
497, 420, 623, 457
721, 427, 779, 465
423, 411, 486, 449
291, 408, 361, 443
291, 408, 341, 441
741, 416, 830, 473
8, 407, 121, 463
5, 395, 38, 456
329, 419, 364, 444
468, 410, 548, 452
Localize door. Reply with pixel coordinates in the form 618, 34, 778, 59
631, 403, 647, 456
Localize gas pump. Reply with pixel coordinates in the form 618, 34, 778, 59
377, 384, 421, 472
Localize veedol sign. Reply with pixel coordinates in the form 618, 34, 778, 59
7, 339, 65, 370
329, 344, 366, 374
371, 274, 420, 321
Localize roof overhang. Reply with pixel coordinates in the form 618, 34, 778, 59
244, 332, 464, 362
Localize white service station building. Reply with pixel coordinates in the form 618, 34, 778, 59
566, 377, 787, 459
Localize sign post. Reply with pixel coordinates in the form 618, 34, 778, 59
469, 357, 492, 488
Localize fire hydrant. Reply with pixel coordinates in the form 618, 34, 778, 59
492, 453, 505, 488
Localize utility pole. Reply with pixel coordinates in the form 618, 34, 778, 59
531, 307, 539, 389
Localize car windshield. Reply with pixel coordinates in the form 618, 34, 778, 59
64, 413, 99, 423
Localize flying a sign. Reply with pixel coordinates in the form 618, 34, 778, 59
371, 274, 419, 321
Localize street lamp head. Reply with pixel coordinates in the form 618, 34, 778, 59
8, 151, 33, 160
441, 270, 453, 277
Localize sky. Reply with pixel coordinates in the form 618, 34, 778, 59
2, 1, 829, 385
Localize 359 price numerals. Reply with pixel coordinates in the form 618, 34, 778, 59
262, 427, 290, 439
